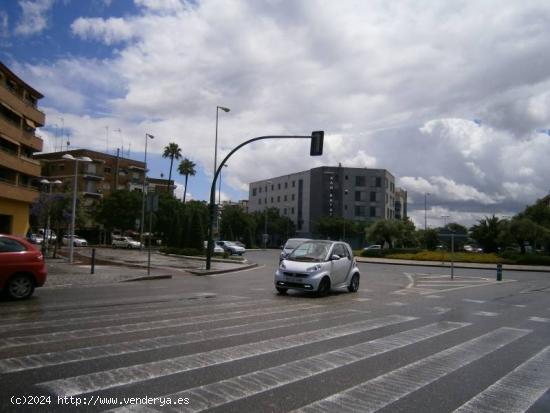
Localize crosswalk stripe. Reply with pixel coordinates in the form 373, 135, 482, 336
38, 315, 416, 397
0, 303, 320, 348
0, 299, 278, 333
454, 346, 550, 413
0, 309, 359, 373
111, 321, 468, 413
292, 327, 531, 413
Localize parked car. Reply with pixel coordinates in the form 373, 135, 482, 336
112, 236, 142, 249
204, 241, 224, 254
0, 234, 47, 299
362, 244, 382, 251
275, 240, 360, 296
62, 235, 88, 247
280, 238, 310, 262
216, 240, 246, 255
38, 228, 57, 242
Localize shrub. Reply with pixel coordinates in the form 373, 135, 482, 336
160, 247, 203, 256
359, 248, 422, 258
498, 252, 550, 266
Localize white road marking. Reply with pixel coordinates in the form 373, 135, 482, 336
473, 311, 499, 317
432, 307, 452, 315
385, 302, 407, 306
514, 305, 527, 308
208, 265, 266, 277
0, 303, 320, 348
0, 299, 278, 333
403, 273, 415, 289
462, 299, 486, 304
293, 327, 531, 413
425, 295, 443, 299
112, 322, 468, 413
454, 346, 550, 413
528, 317, 550, 323
38, 315, 416, 397
353, 298, 370, 302
0, 309, 359, 373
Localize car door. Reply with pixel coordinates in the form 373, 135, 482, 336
330, 243, 350, 285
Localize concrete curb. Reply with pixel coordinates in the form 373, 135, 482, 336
162, 252, 248, 265
122, 274, 173, 282
187, 263, 259, 276
356, 257, 550, 273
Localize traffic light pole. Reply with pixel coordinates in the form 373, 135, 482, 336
206, 133, 323, 270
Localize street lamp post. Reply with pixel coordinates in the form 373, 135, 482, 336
214, 106, 230, 176
40, 179, 62, 254
62, 154, 92, 264
141, 133, 154, 249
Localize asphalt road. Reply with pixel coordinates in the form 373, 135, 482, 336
0, 249, 549, 413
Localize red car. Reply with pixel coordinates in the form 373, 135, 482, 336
0, 234, 47, 300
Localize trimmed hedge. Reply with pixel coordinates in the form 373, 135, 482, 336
359, 248, 423, 258
498, 252, 550, 266
160, 247, 204, 256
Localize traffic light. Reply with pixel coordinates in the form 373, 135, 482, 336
310, 131, 324, 156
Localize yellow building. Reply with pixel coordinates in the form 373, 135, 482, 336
0, 61, 45, 236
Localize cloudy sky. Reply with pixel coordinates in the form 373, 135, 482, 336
2, 0, 550, 228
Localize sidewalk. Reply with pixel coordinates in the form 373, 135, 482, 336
43, 247, 257, 287
356, 256, 550, 273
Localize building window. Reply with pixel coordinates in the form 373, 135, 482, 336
375, 177, 382, 187
277, 196, 280, 202
285, 182, 288, 189
284, 195, 287, 201
291, 194, 295, 201
370, 206, 376, 217
259, 198, 261, 204
292, 181, 295, 187
253, 188, 257, 196
283, 208, 287, 215
291, 207, 295, 214
265, 185, 267, 192
259, 187, 262, 193
345, 175, 348, 180
271, 184, 274, 190
355, 176, 366, 186
370, 191, 376, 202
278, 183, 281, 190
104, 167, 112, 173
355, 191, 361, 201
354, 205, 366, 217
271, 197, 274, 203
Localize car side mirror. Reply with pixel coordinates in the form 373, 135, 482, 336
330, 254, 340, 261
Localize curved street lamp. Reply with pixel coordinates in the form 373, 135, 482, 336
214, 105, 230, 176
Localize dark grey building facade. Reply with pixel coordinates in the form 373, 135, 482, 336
248, 166, 407, 237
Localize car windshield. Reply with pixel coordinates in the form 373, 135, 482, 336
285, 239, 307, 249
287, 241, 330, 262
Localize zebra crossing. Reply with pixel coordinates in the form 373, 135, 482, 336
0, 294, 548, 412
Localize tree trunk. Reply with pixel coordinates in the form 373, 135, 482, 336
183, 174, 188, 203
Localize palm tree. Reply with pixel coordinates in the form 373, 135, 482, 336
177, 158, 196, 203
162, 142, 182, 194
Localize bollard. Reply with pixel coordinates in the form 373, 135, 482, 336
91, 248, 96, 274
496, 263, 502, 281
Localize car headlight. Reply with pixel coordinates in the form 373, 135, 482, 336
280, 262, 286, 270
306, 264, 322, 273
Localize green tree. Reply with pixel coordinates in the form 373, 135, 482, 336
220, 205, 255, 247
509, 217, 546, 253
95, 190, 142, 233
470, 215, 501, 253
162, 142, 182, 194
423, 228, 440, 250
177, 158, 196, 203
366, 219, 401, 248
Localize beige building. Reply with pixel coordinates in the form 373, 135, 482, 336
0, 61, 45, 236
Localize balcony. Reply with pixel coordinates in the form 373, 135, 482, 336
0, 150, 41, 177
0, 180, 39, 203
0, 84, 45, 126
82, 173, 104, 181
0, 117, 43, 151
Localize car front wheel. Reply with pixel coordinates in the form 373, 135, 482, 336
276, 287, 288, 295
317, 277, 331, 297
6, 274, 35, 300
348, 273, 360, 293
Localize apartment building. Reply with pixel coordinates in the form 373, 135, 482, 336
36, 149, 174, 209
395, 188, 408, 220
0, 61, 45, 235
248, 166, 406, 236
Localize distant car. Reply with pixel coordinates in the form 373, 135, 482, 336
464, 245, 483, 253
216, 241, 246, 255
280, 238, 310, 262
112, 236, 142, 249
275, 240, 360, 297
38, 228, 57, 242
0, 234, 47, 300
362, 245, 382, 251
62, 235, 88, 247
204, 241, 224, 254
